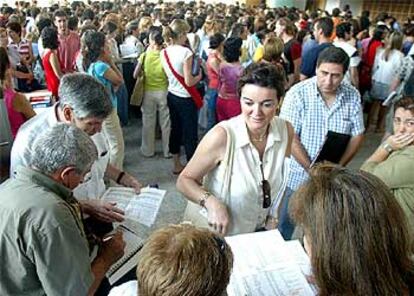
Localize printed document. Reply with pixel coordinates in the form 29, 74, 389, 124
102, 187, 165, 227
226, 230, 315, 296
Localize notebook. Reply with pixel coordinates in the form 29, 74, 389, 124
106, 225, 144, 285
311, 131, 351, 167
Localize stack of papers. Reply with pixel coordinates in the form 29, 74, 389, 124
225, 230, 316, 296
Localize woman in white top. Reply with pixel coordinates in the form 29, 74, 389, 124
369, 31, 404, 133
177, 63, 293, 236
160, 19, 202, 174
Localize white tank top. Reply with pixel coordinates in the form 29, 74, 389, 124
204, 115, 289, 235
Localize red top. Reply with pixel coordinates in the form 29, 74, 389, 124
365, 40, 383, 68
206, 51, 221, 89
4, 87, 26, 138
42, 50, 62, 98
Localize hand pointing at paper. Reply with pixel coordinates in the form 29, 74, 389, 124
80, 200, 125, 223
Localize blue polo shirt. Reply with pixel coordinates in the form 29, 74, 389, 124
300, 42, 333, 78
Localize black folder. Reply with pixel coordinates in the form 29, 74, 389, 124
311, 131, 351, 166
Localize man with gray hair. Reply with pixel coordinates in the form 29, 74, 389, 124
10, 73, 142, 222
0, 124, 125, 295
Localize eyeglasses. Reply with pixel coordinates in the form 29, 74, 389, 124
262, 179, 271, 208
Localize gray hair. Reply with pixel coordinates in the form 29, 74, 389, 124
30, 123, 98, 175
58, 73, 113, 120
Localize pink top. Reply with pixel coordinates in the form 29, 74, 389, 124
58, 31, 80, 73
206, 51, 221, 89
218, 63, 243, 100
4, 87, 26, 138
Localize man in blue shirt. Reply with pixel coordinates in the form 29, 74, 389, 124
300, 17, 334, 80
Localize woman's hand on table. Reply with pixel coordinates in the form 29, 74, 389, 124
205, 196, 230, 235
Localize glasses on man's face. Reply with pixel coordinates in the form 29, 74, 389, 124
262, 179, 271, 208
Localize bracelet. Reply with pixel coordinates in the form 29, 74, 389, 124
199, 191, 212, 208
382, 142, 393, 153
116, 171, 126, 184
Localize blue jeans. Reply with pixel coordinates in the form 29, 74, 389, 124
116, 83, 129, 126
278, 187, 295, 240
205, 88, 218, 130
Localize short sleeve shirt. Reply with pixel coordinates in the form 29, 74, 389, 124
88, 61, 117, 108
280, 77, 364, 190
301, 42, 333, 78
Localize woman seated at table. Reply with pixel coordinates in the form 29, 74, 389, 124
290, 163, 414, 295
361, 97, 414, 236
177, 63, 293, 236
108, 224, 233, 296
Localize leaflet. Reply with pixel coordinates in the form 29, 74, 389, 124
226, 230, 315, 296
101, 187, 165, 227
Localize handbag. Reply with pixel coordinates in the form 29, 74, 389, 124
182, 124, 235, 228
163, 49, 203, 109
130, 53, 146, 107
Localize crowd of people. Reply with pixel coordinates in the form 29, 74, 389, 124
1, 0, 414, 295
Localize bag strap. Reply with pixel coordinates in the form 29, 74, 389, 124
163, 49, 203, 108
219, 124, 235, 202
163, 49, 189, 88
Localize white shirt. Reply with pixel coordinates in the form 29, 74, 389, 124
108, 280, 137, 296
10, 105, 109, 200
372, 48, 404, 85
334, 40, 361, 85
205, 115, 289, 235
160, 45, 193, 98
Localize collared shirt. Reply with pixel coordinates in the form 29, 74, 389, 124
0, 166, 93, 295
10, 104, 109, 199
205, 115, 289, 235
280, 77, 364, 190
7, 38, 30, 67
58, 31, 80, 73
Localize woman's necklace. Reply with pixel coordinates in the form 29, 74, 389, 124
249, 128, 268, 142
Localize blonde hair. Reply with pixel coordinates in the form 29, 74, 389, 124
263, 37, 284, 62
383, 31, 403, 62
137, 224, 233, 296
162, 19, 190, 42
138, 16, 153, 33
203, 16, 215, 35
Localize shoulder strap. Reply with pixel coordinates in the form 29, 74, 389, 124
219, 124, 235, 202
163, 49, 203, 109
163, 49, 187, 86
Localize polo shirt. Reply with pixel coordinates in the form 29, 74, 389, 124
300, 42, 333, 78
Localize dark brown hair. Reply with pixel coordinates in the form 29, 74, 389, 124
0, 47, 10, 84
238, 62, 285, 99
395, 97, 414, 116
290, 163, 414, 296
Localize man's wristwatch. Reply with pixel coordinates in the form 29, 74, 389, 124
382, 142, 394, 153
199, 191, 212, 208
